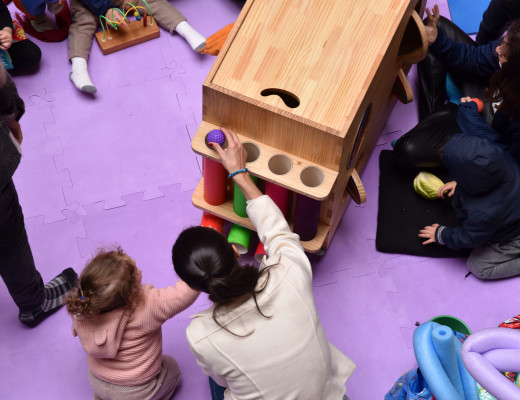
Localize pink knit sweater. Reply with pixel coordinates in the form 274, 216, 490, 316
71, 280, 199, 386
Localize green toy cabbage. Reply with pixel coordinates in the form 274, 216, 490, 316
413, 171, 444, 200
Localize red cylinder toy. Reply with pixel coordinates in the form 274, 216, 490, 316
265, 181, 290, 217
201, 211, 224, 233
203, 129, 228, 206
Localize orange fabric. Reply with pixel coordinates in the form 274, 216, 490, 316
199, 22, 234, 56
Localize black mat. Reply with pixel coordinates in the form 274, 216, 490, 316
376, 150, 470, 258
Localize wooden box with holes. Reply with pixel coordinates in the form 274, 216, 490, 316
191, 0, 428, 253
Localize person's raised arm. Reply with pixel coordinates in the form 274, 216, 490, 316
210, 128, 311, 275
424, 5, 440, 46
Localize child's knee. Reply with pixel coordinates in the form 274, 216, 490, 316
466, 258, 493, 280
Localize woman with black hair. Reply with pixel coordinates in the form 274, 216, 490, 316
393, 5, 520, 168
172, 128, 355, 400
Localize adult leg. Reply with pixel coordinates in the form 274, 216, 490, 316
0, 180, 43, 314
0, 180, 77, 326
393, 102, 459, 168
467, 237, 520, 280
68, 0, 97, 93
8, 39, 42, 72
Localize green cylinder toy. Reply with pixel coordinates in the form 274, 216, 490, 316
227, 223, 252, 254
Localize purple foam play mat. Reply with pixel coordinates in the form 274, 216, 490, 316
1, 0, 518, 399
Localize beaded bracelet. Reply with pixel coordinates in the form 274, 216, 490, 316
228, 168, 248, 179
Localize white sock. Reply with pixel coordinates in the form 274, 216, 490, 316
175, 21, 206, 52
70, 57, 97, 93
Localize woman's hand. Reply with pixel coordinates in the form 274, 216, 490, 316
105, 8, 129, 27
209, 127, 247, 174
0, 27, 13, 51
438, 181, 456, 198
424, 5, 440, 46
210, 127, 263, 201
419, 223, 439, 245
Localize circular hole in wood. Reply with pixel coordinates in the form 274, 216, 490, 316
300, 166, 324, 188
268, 154, 293, 175
243, 142, 260, 163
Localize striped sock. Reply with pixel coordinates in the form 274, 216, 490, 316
19, 268, 78, 327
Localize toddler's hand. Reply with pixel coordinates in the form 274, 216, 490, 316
419, 223, 439, 245
0, 28, 13, 50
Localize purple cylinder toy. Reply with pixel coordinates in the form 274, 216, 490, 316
293, 194, 321, 241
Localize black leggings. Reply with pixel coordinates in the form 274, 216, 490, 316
393, 17, 492, 168
0, 179, 44, 313
9, 39, 41, 72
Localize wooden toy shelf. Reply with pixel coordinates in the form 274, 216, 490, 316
191, 0, 427, 252
192, 121, 339, 201
192, 179, 329, 253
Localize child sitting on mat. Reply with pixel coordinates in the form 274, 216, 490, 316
68, 0, 205, 93
66, 248, 199, 400
419, 134, 520, 280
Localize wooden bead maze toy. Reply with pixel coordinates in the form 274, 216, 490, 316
95, 1, 159, 55
191, 0, 428, 253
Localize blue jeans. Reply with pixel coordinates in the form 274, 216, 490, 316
209, 377, 350, 400
209, 377, 226, 400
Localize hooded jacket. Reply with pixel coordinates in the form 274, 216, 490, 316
430, 28, 520, 165
435, 134, 520, 250
71, 281, 199, 386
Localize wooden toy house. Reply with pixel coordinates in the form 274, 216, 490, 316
192, 0, 428, 253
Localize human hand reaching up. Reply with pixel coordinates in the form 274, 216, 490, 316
425, 4, 440, 45
209, 127, 262, 201
209, 127, 247, 175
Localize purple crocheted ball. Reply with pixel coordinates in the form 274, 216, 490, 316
206, 129, 226, 146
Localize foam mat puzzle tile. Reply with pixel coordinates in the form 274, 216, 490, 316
12, 136, 71, 223
388, 257, 520, 333
76, 184, 200, 272
19, 103, 55, 144
313, 269, 415, 399
24, 212, 86, 281
50, 77, 201, 208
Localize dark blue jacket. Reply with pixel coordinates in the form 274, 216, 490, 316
431, 29, 520, 165
435, 134, 520, 250
80, 0, 118, 18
